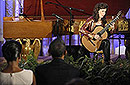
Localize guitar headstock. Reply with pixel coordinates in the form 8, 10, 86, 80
116, 10, 122, 19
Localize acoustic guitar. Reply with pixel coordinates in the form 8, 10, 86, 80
81, 11, 122, 52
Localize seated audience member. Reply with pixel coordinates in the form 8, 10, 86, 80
35, 38, 80, 85
0, 40, 36, 85
65, 78, 89, 85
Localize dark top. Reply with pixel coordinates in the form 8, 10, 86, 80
35, 58, 80, 85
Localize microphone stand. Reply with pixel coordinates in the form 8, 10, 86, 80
45, 2, 84, 12
69, 7, 72, 51
52, 13, 64, 38
56, 18, 60, 38
118, 33, 121, 59
46, 2, 84, 54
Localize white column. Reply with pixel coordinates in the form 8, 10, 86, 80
5, 0, 14, 17
0, 0, 4, 57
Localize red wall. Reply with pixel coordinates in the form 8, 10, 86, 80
24, 0, 130, 17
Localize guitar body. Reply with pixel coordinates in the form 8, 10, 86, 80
81, 26, 108, 52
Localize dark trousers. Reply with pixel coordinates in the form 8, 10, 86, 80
78, 39, 110, 63
98, 39, 110, 62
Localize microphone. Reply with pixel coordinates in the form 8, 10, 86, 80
52, 13, 64, 21
45, 1, 52, 5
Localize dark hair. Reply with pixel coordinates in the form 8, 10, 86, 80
2, 40, 22, 62
92, 2, 108, 25
48, 38, 66, 58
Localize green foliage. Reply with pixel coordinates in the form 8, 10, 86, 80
19, 50, 52, 72
1, 50, 130, 85
64, 54, 130, 85
64, 54, 84, 68
0, 62, 7, 71
127, 51, 130, 60
19, 50, 38, 72
94, 58, 130, 85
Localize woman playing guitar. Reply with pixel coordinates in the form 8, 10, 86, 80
79, 3, 115, 64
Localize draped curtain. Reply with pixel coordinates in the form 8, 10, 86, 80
23, 0, 130, 17
24, 0, 43, 16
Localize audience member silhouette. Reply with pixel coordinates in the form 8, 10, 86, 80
35, 38, 80, 85
0, 40, 36, 85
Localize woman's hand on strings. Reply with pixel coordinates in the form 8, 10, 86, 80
94, 34, 100, 40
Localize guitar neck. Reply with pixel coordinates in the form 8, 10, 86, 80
99, 17, 118, 35
98, 11, 121, 36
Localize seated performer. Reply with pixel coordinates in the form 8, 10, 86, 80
79, 3, 115, 64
